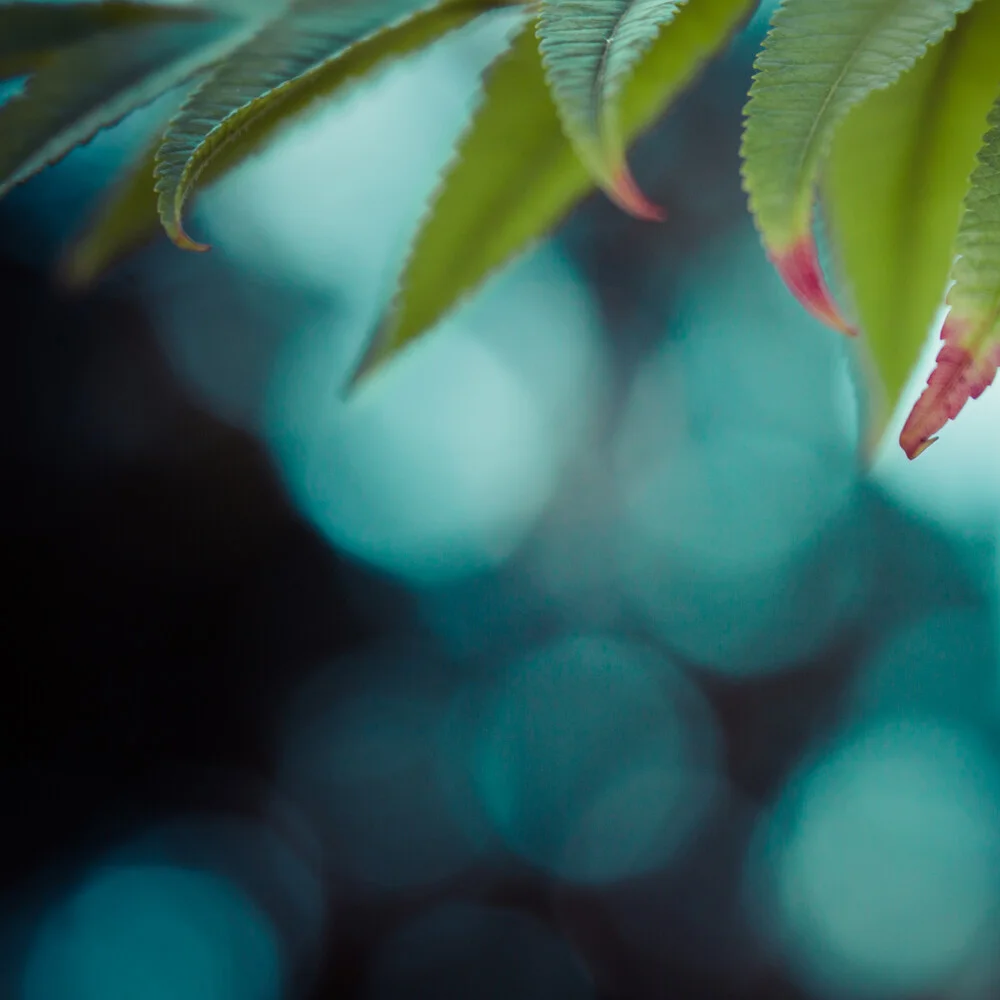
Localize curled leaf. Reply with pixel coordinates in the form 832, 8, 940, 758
63, 0, 511, 286
741, 0, 977, 333
154, 0, 444, 250
900, 95, 1000, 458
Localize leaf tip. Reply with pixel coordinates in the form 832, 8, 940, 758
770, 234, 855, 336
345, 329, 390, 396
899, 316, 998, 459
170, 225, 211, 253
905, 435, 939, 460
609, 164, 665, 222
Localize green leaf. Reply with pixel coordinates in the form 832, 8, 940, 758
355, 0, 754, 381
536, 0, 689, 217
822, 0, 1000, 442
900, 95, 1000, 458
154, 0, 449, 249
61, 0, 510, 287
0, 0, 220, 81
741, 0, 979, 333
58, 131, 161, 287
0, 14, 245, 200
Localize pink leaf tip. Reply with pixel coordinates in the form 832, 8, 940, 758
771, 235, 855, 335
609, 164, 665, 222
169, 219, 210, 253
899, 316, 1000, 459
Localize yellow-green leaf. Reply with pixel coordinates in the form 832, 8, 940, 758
823, 0, 1000, 444
354, 0, 754, 381
58, 131, 161, 287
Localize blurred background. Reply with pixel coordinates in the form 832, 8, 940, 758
3, 4, 1000, 999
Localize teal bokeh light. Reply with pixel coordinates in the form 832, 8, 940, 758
263, 248, 604, 585
614, 226, 864, 674
754, 717, 1000, 998
21, 864, 283, 1000
471, 634, 720, 884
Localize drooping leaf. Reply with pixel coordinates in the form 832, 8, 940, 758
154, 0, 446, 250
0, 14, 247, 200
822, 0, 1000, 444
61, 0, 512, 287
536, 0, 689, 217
741, 0, 979, 333
0, 0, 220, 81
900, 96, 1000, 458
354, 0, 755, 381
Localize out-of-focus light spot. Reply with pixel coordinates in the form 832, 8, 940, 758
873, 313, 1000, 533
266, 308, 552, 583
751, 717, 1000, 999
613, 227, 864, 674
127, 811, 327, 979
146, 261, 327, 431
366, 903, 594, 1000
278, 652, 490, 889
470, 634, 719, 884
21, 865, 282, 1000
615, 423, 863, 673
660, 225, 861, 452
264, 244, 604, 585
523, 457, 626, 633
851, 610, 997, 726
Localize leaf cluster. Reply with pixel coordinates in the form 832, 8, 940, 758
2, 0, 999, 457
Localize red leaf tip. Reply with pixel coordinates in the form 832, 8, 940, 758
899, 317, 1000, 459
771, 236, 855, 335
609, 165, 665, 222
